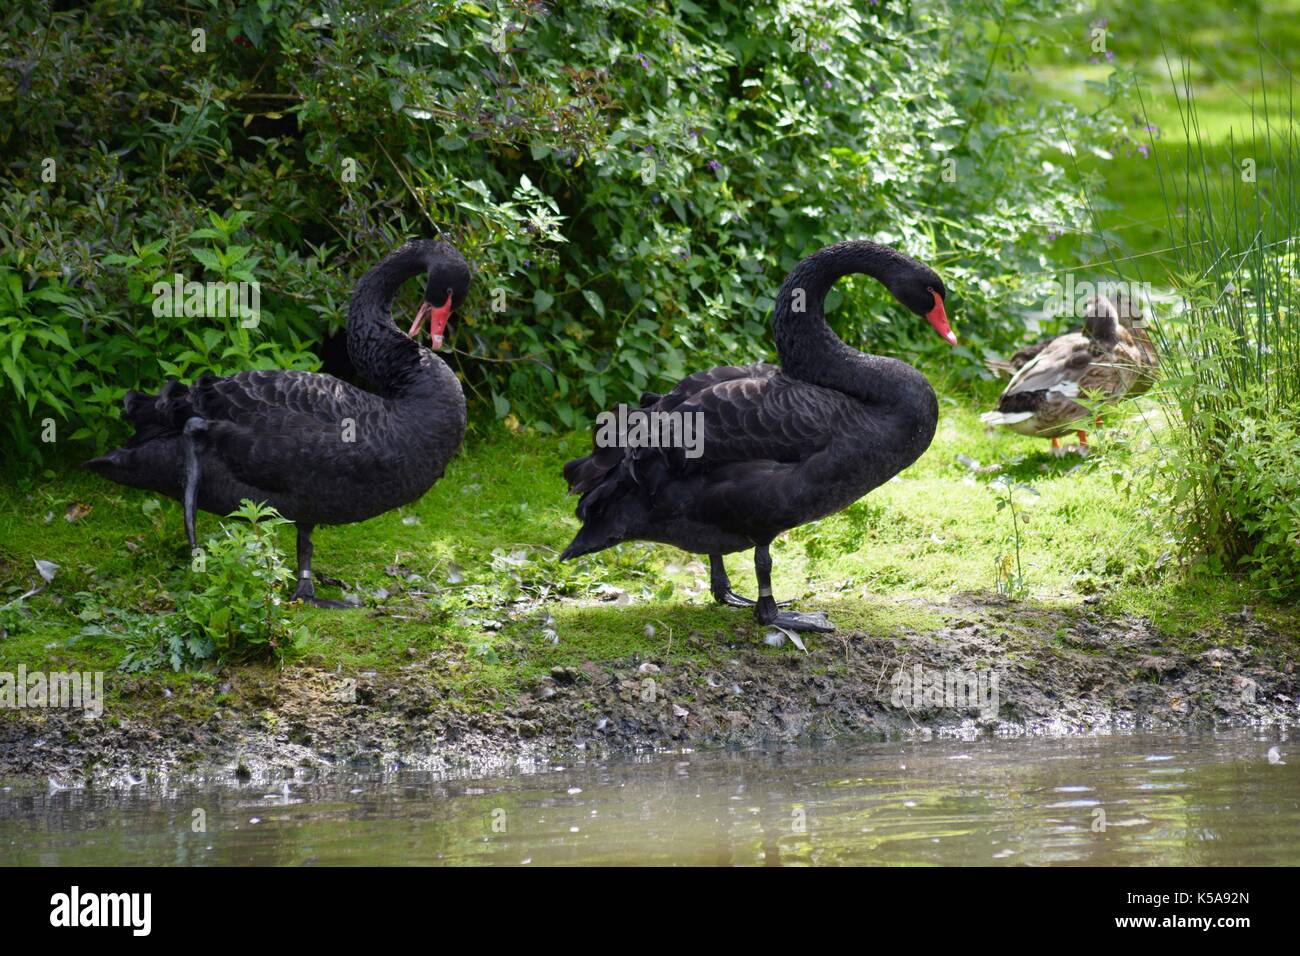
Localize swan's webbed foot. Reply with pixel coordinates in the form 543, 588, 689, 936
296, 593, 358, 610
291, 577, 359, 610
755, 598, 835, 633
292, 523, 360, 609
710, 553, 753, 606
314, 572, 346, 589
718, 589, 757, 607
715, 588, 794, 609
749, 544, 832, 633
722, 590, 793, 608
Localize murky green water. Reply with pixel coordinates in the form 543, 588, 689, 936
2, 732, 1297, 865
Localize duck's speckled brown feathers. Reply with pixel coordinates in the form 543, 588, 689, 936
981, 292, 1157, 438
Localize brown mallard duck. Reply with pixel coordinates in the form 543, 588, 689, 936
980, 292, 1156, 452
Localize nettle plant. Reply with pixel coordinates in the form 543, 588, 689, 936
74, 501, 304, 671
990, 476, 1037, 599
0, 0, 1122, 463
181, 500, 304, 666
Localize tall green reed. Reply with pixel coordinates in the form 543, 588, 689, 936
1138, 52, 1300, 588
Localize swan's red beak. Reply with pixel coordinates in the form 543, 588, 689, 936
409, 292, 454, 349
926, 291, 956, 346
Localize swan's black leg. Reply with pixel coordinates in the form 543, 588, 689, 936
752, 544, 834, 633
709, 553, 791, 607
709, 553, 756, 607
181, 417, 207, 552
292, 523, 355, 610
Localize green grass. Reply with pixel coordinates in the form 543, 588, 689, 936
3, 386, 1298, 713
1018, 0, 1300, 277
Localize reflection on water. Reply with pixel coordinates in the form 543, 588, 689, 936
1, 732, 1297, 865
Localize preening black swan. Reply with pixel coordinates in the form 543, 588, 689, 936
561, 240, 955, 632
86, 240, 472, 608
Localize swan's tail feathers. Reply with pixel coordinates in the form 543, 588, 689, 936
560, 498, 633, 559
121, 379, 194, 447
83, 437, 182, 497
562, 454, 601, 497
562, 446, 624, 497
83, 449, 125, 478
85, 382, 195, 492
85, 379, 191, 488
559, 464, 640, 560
980, 410, 1035, 427
559, 525, 619, 561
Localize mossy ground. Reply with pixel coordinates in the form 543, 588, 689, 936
3, 388, 1298, 731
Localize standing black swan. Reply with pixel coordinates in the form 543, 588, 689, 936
560, 241, 954, 632
86, 240, 471, 608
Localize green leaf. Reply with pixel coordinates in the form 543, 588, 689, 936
208, 605, 231, 635
192, 248, 222, 273
0, 356, 25, 398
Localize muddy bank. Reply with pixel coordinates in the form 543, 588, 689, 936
2, 595, 1297, 785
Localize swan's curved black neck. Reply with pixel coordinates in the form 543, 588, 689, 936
772, 241, 931, 407
346, 241, 462, 398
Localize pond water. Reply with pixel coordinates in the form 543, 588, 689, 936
2, 732, 1297, 866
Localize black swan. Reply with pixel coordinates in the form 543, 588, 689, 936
86, 240, 472, 608
560, 240, 954, 632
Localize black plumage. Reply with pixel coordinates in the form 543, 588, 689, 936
561, 240, 954, 632
86, 240, 472, 607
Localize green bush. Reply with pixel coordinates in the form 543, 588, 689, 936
1, 0, 1122, 464
1200, 396, 1300, 589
